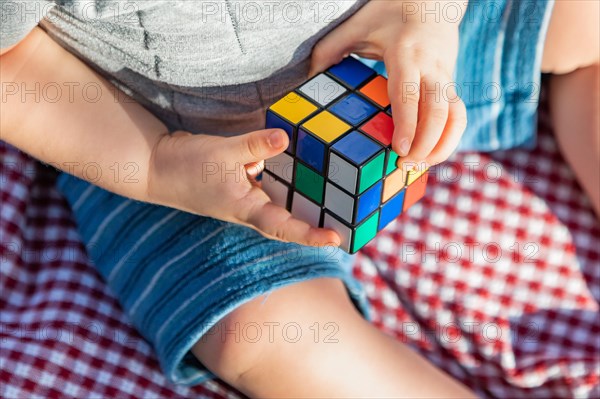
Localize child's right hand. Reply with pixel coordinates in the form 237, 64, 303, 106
147, 128, 341, 247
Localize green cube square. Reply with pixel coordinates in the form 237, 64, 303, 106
294, 161, 324, 204
358, 152, 385, 193
322, 210, 381, 254
352, 210, 379, 252
385, 150, 399, 176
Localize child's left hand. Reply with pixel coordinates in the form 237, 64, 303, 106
310, 0, 468, 168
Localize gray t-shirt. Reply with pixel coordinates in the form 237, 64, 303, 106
1, 0, 366, 133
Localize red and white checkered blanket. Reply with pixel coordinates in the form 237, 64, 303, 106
1, 104, 599, 398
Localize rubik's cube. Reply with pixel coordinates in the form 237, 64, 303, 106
262, 57, 429, 253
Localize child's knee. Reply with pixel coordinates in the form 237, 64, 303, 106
190, 278, 360, 384
190, 304, 270, 385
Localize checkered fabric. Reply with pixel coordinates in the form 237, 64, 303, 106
1, 104, 599, 398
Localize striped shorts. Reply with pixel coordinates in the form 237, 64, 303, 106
57, 175, 369, 385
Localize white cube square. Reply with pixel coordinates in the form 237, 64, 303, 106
291, 192, 321, 227
265, 152, 294, 183
323, 212, 352, 253
261, 172, 289, 209
324, 182, 355, 224
298, 73, 347, 106
328, 153, 358, 194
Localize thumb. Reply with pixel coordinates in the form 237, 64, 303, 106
233, 128, 289, 164
309, 21, 361, 76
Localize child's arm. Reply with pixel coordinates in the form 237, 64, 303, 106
311, 0, 469, 168
1, 28, 167, 201
1, 28, 339, 246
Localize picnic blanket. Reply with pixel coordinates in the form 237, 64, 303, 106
1, 102, 599, 398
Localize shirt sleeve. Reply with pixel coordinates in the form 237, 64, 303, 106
1, 1, 55, 48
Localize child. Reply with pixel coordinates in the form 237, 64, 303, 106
1, 1, 597, 397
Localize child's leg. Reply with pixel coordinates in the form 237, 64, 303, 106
192, 278, 474, 398
542, 1, 600, 216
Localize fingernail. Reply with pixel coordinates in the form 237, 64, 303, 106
399, 138, 411, 156
268, 130, 285, 149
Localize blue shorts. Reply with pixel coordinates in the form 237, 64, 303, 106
362, 0, 555, 152
57, 174, 370, 386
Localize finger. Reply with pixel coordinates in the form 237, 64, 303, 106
388, 61, 421, 158
425, 94, 468, 166
245, 160, 265, 182
238, 188, 341, 247
401, 73, 449, 165
309, 20, 361, 76
231, 128, 288, 165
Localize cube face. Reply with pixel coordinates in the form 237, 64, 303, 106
270, 92, 319, 125
261, 171, 291, 209
360, 112, 394, 146
298, 74, 347, 107
403, 170, 429, 211
265, 111, 295, 153
326, 57, 376, 89
406, 166, 429, 186
379, 189, 405, 230
291, 191, 322, 228
358, 152, 385, 194
356, 180, 382, 223
323, 212, 353, 253
265, 152, 294, 183
352, 210, 379, 253
329, 93, 378, 125
328, 152, 358, 194
296, 128, 326, 172
359, 75, 390, 108
324, 182, 355, 224
301, 111, 351, 143
382, 168, 406, 203
386, 151, 399, 175
294, 161, 324, 204
264, 57, 430, 254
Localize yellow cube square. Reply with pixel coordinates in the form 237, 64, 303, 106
406, 166, 429, 186
269, 93, 318, 124
301, 111, 351, 143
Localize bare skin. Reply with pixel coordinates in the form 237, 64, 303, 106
542, 0, 600, 216
2, 1, 597, 398
192, 278, 474, 398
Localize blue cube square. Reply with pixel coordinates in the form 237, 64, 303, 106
266, 110, 295, 154
327, 57, 376, 89
329, 94, 378, 125
332, 131, 382, 165
378, 189, 405, 230
296, 128, 326, 173
356, 180, 382, 223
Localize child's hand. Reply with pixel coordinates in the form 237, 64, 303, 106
147, 129, 341, 247
310, 0, 468, 168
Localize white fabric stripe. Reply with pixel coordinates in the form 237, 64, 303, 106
88, 200, 132, 246
156, 250, 292, 344
127, 225, 228, 316
72, 185, 95, 212
107, 210, 179, 282
488, 0, 513, 150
